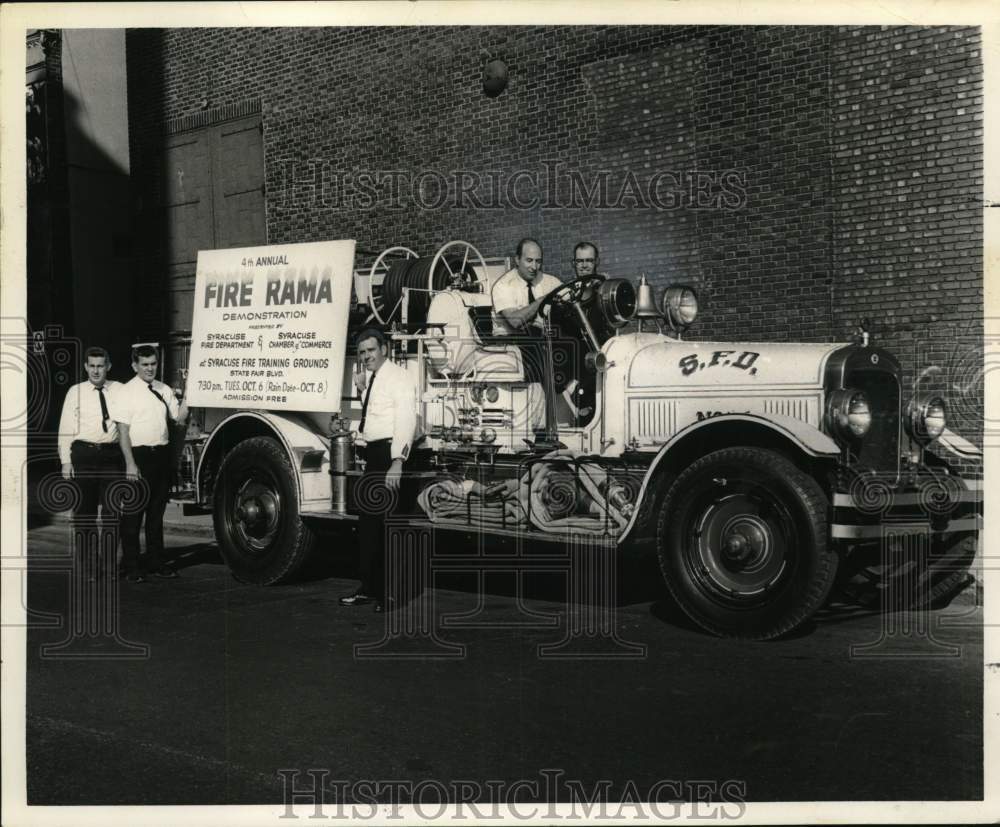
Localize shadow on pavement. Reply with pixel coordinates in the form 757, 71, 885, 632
166, 541, 225, 572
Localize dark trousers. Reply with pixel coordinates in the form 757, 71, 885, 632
512, 327, 546, 384
357, 439, 396, 600
512, 329, 576, 391
70, 441, 124, 572
120, 444, 171, 574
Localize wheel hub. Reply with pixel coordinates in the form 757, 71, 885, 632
694, 493, 788, 597
721, 519, 768, 566
232, 480, 281, 552
237, 494, 277, 526
237, 500, 260, 523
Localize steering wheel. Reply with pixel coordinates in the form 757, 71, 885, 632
536, 275, 606, 313
534, 276, 606, 399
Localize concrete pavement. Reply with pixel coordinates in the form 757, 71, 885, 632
21, 521, 984, 806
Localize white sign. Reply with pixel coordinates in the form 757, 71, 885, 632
186, 240, 356, 411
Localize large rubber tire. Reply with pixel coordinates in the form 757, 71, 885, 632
657, 447, 837, 640
213, 436, 318, 585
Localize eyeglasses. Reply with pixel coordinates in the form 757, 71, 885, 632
574, 258, 596, 264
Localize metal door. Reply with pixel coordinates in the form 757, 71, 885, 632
160, 115, 265, 376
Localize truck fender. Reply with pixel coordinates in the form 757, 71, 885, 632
936, 428, 982, 460
198, 411, 330, 512
616, 413, 841, 544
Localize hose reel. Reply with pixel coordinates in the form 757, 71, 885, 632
369, 240, 489, 327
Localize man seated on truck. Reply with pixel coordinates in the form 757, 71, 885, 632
491, 238, 563, 336
491, 238, 563, 432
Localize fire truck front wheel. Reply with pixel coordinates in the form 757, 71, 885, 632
213, 436, 318, 585
657, 446, 837, 640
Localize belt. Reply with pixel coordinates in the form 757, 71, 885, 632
133, 444, 168, 451
72, 440, 118, 450
363, 438, 392, 445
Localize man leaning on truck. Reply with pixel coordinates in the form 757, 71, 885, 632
340, 327, 416, 613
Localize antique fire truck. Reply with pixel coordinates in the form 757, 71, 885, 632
171, 239, 982, 640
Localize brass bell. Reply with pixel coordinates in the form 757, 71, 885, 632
634, 273, 660, 330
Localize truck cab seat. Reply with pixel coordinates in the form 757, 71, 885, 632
424, 291, 525, 381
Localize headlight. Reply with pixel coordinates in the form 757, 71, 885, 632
907, 395, 946, 442
662, 285, 698, 332
598, 279, 636, 328
826, 388, 872, 439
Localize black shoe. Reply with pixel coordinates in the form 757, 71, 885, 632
339, 592, 373, 607
125, 572, 146, 584
150, 566, 179, 579
374, 597, 396, 614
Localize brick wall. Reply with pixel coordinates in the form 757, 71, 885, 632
125, 24, 983, 447
829, 26, 983, 446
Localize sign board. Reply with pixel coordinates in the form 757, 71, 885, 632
186, 240, 356, 411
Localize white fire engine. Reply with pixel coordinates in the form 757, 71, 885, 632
170, 239, 981, 640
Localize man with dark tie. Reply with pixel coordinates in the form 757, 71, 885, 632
340, 328, 416, 613
113, 345, 188, 582
490, 238, 564, 434
57, 346, 123, 580
490, 238, 563, 335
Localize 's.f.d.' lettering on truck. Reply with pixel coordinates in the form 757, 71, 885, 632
186, 240, 355, 411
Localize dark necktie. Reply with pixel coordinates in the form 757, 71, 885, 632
96, 386, 110, 432
528, 282, 536, 303
359, 370, 377, 434
148, 383, 171, 420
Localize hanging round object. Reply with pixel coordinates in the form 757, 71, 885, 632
483, 59, 509, 98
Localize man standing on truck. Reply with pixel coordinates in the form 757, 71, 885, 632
57, 345, 123, 580
340, 328, 416, 613
571, 240, 603, 280
113, 345, 188, 583
565, 240, 605, 421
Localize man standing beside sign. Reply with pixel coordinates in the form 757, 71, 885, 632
114, 345, 188, 582
340, 328, 416, 614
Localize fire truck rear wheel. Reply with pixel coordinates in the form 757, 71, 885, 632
213, 436, 318, 585
657, 446, 837, 640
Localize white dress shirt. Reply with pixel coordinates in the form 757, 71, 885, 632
491, 269, 563, 335
58, 380, 121, 463
358, 359, 417, 461
112, 375, 180, 447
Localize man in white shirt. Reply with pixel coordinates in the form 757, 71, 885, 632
490, 238, 564, 433
340, 328, 416, 613
57, 346, 122, 579
491, 238, 563, 336
571, 240, 602, 280
112, 345, 188, 582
